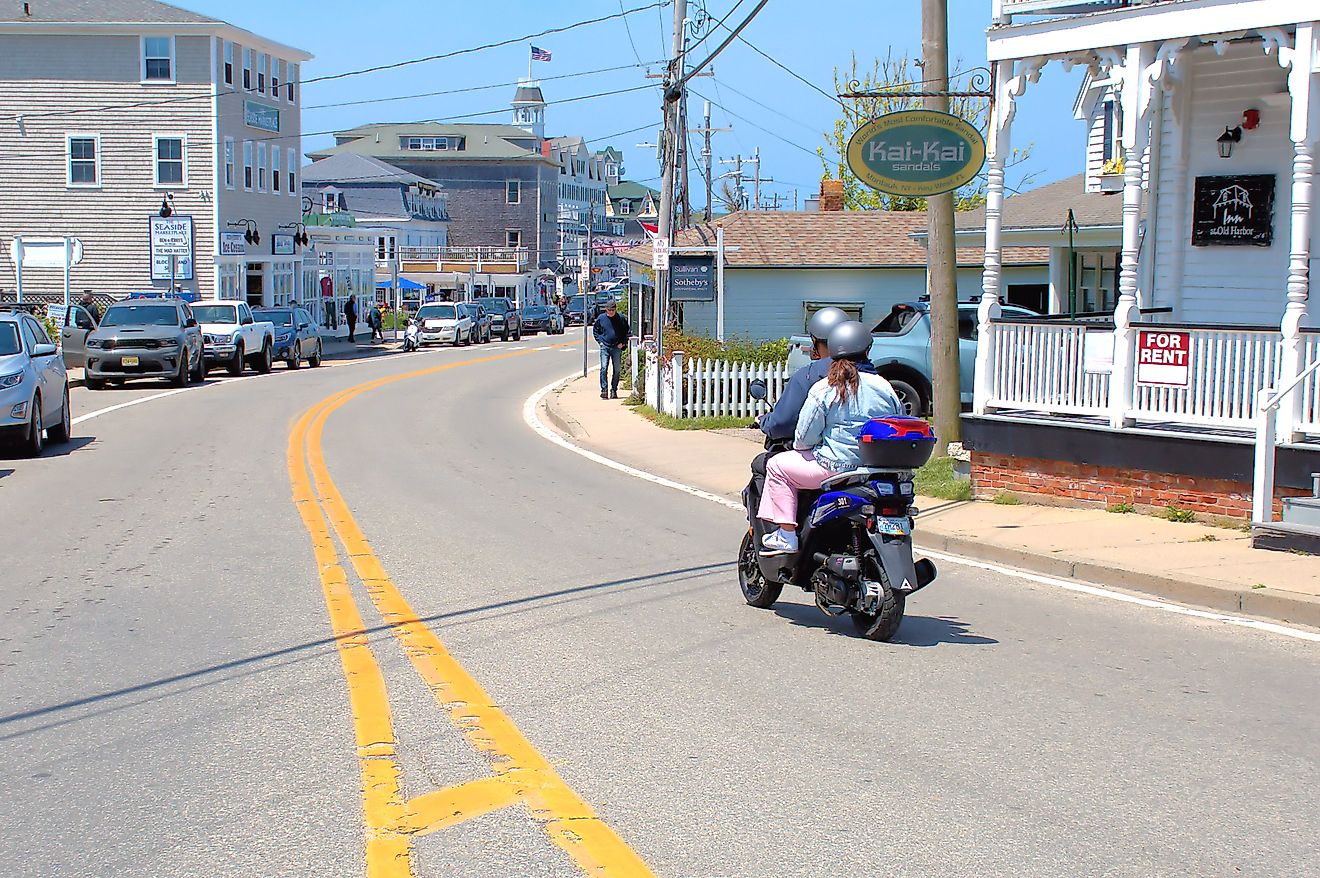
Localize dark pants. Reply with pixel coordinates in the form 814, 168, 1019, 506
599, 345, 623, 395
346, 315, 357, 341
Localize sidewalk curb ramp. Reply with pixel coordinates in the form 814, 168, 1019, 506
543, 376, 1320, 632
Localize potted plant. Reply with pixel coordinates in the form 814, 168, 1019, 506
1098, 157, 1125, 192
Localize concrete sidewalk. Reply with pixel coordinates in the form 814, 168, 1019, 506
543, 373, 1320, 629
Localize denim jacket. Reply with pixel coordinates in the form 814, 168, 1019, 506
794, 372, 905, 471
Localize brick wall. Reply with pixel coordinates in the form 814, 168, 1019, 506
971, 452, 1306, 519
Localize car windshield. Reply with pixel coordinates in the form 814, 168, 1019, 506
254, 309, 294, 326
191, 304, 239, 324
568, 296, 586, 309
101, 304, 179, 327
0, 322, 20, 355
482, 299, 510, 314
417, 305, 456, 320
593, 292, 615, 302
524, 306, 548, 317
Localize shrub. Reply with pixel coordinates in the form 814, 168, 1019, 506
913, 456, 972, 502
1163, 505, 1197, 523
993, 491, 1021, 505
661, 327, 789, 365
1106, 502, 1135, 514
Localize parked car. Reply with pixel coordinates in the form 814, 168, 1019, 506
414, 302, 474, 346
57, 303, 100, 370
0, 308, 71, 455
463, 302, 493, 344
591, 290, 618, 321
787, 301, 1041, 415
565, 295, 588, 326
482, 297, 522, 341
192, 300, 276, 375
520, 304, 564, 335
84, 298, 204, 390
253, 307, 323, 369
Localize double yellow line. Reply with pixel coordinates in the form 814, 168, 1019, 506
287, 347, 655, 877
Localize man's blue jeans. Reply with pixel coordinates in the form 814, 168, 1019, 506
599, 345, 623, 396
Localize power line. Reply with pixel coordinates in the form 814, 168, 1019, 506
710, 77, 823, 136
692, 87, 836, 160
303, 1, 671, 87
709, 15, 843, 108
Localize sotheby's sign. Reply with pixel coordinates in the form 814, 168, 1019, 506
846, 110, 986, 197
669, 255, 714, 302
1192, 174, 1275, 247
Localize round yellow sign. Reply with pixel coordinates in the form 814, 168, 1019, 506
846, 110, 987, 197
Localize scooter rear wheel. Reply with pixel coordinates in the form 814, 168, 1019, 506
851, 588, 905, 641
739, 530, 782, 608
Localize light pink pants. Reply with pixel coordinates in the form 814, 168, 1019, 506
757, 450, 832, 528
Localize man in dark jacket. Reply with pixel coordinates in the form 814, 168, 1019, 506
592, 298, 631, 399
758, 306, 878, 441
344, 296, 358, 343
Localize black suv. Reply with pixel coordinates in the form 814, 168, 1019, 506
482, 297, 522, 341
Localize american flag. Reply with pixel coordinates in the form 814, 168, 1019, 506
530, 46, 552, 62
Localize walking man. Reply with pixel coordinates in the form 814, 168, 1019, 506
344, 296, 358, 343
592, 298, 631, 399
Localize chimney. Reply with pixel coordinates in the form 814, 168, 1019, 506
819, 179, 845, 212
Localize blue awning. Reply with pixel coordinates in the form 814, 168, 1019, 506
376, 277, 425, 291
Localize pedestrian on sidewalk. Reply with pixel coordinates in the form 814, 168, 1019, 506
758, 322, 903, 556
344, 296, 358, 343
592, 297, 631, 399
367, 301, 383, 341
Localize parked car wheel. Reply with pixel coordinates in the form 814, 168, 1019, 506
287, 342, 302, 369
886, 378, 925, 417
189, 349, 205, 383
47, 387, 71, 444
171, 354, 189, 388
308, 341, 323, 368
21, 394, 43, 457
85, 376, 105, 391
502, 330, 510, 342
255, 341, 273, 374
228, 342, 245, 376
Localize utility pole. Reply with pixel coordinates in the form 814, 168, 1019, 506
923, 0, 960, 454
719, 154, 746, 210
653, 0, 686, 371
678, 88, 691, 229
748, 147, 773, 210
582, 207, 593, 378
692, 100, 729, 221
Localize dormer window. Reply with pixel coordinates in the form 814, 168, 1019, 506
1102, 98, 1123, 164
400, 136, 449, 151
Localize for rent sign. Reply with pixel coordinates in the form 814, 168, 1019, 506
1136, 330, 1191, 387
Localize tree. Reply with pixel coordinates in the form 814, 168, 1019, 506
819, 52, 1034, 211
716, 178, 744, 213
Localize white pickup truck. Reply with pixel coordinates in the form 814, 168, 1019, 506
191, 300, 276, 375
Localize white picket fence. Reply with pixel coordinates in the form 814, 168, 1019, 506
660, 354, 791, 419
1129, 325, 1281, 428
989, 320, 1111, 416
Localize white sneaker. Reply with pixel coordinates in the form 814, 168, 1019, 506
760, 528, 798, 556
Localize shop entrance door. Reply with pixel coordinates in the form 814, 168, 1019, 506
246, 263, 264, 307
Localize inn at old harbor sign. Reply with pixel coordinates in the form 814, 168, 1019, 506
846, 110, 986, 198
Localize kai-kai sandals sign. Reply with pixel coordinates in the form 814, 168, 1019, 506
846, 110, 986, 197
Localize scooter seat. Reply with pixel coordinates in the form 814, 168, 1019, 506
751, 452, 771, 476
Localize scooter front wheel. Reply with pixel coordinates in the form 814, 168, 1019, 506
739, 530, 783, 608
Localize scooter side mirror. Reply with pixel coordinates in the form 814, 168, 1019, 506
749, 379, 768, 401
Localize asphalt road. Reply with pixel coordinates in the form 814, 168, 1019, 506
2, 340, 1317, 877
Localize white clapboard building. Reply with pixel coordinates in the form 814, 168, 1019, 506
966, 0, 1320, 549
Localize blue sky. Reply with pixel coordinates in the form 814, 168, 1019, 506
191, 0, 1084, 201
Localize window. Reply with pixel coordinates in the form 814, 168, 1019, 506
243, 140, 253, 190
223, 41, 233, 86
223, 136, 235, 189
67, 135, 99, 186
141, 36, 174, 82
377, 235, 397, 261
612, 222, 624, 236
257, 142, 267, 191
257, 53, 266, 93
154, 135, 184, 186
243, 48, 252, 91
618, 200, 630, 215
506, 230, 521, 249
272, 146, 281, 193
288, 166, 295, 196
399, 136, 449, 151
288, 63, 297, 103
323, 191, 339, 212
272, 59, 281, 96
1101, 99, 1123, 165
506, 180, 520, 204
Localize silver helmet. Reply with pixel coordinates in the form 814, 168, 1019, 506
827, 320, 872, 361
806, 306, 849, 343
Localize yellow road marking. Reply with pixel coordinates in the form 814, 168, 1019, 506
288, 345, 656, 877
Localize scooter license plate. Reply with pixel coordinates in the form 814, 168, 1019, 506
875, 516, 910, 537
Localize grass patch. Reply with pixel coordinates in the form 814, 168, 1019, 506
993, 491, 1021, 505
1107, 502, 1135, 514
1252, 583, 1267, 589
1194, 534, 1218, 542
913, 456, 972, 502
1163, 505, 1197, 523
631, 404, 751, 431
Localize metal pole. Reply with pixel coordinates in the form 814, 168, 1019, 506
14, 238, 23, 303
703, 100, 713, 222
170, 254, 177, 295
716, 224, 725, 342
391, 258, 400, 342
583, 212, 592, 378
654, 0, 687, 400
63, 236, 71, 310
922, 0, 961, 454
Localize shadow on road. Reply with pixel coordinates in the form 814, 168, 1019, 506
0, 468, 12, 480
0, 560, 729, 739
0, 435, 95, 461
773, 600, 997, 647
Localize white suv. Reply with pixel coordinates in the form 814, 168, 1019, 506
414, 303, 473, 346
0, 309, 71, 456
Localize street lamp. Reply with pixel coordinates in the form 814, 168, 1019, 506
158, 194, 174, 218
227, 218, 259, 246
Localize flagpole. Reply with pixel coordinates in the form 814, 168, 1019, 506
528, 46, 532, 81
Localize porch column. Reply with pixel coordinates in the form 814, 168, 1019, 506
1109, 42, 1156, 429
1278, 23, 1318, 442
974, 58, 1031, 415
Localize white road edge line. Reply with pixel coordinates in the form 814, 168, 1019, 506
523, 371, 1320, 645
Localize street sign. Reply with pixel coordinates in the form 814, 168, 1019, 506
12, 237, 83, 268
1136, 330, 1191, 387
150, 215, 194, 281
244, 100, 281, 133
846, 109, 986, 198
653, 237, 670, 271
669, 254, 714, 302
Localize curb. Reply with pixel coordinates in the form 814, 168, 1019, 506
540, 374, 1320, 633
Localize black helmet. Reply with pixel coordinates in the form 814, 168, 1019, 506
827, 320, 872, 361
806, 306, 848, 343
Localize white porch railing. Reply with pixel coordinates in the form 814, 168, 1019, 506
1301, 331, 1320, 435
988, 320, 1111, 416
1253, 353, 1320, 524
1128, 324, 1281, 428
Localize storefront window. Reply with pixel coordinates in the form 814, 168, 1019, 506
217, 262, 244, 300
272, 263, 295, 306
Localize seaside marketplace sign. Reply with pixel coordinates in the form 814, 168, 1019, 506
846, 110, 986, 197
